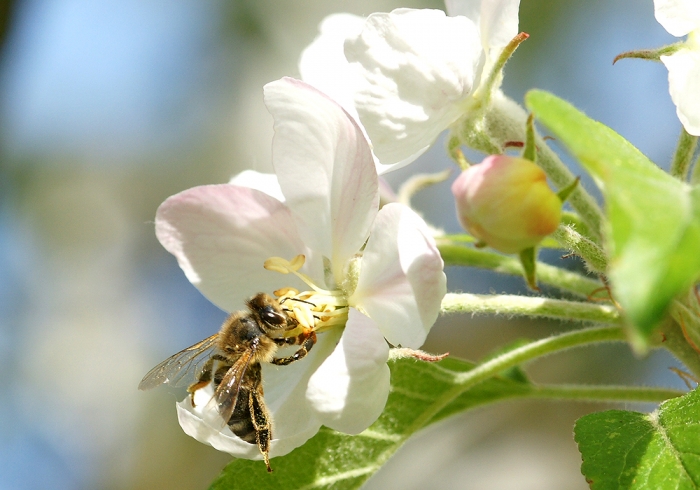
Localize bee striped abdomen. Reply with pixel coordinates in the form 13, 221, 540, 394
225, 363, 265, 445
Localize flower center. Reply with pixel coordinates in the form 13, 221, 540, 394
264, 255, 350, 335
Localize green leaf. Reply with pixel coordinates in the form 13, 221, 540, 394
526, 90, 700, 346
210, 356, 533, 490
574, 387, 700, 489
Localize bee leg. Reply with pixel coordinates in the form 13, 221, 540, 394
187, 357, 216, 406
272, 336, 296, 346
271, 331, 317, 366
186, 354, 230, 406
249, 389, 273, 472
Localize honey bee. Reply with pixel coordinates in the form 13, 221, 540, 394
138, 292, 317, 472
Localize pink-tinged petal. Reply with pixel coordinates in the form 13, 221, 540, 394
264, 77, 378, 283
350, 203, 446, 348
155, 184, 322, 312
306, 309, 390, 434
444, 0, 521, 66
662, 49, 700, 136
345, 9, 483, 165
229, 170, 285, 202
654, 0, 700, 37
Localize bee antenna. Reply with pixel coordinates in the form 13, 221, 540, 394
283, 297, 317, 307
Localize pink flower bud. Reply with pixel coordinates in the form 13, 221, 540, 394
451, 155, 561, 254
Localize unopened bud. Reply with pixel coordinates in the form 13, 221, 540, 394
451, 155, 561, 254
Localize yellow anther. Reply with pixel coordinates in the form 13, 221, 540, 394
274, 287, 299, 297
264, 257, 292, 274
288, 254, 306, 271
263, 255, 350, 334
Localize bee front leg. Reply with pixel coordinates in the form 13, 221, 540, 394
271, 331, 317, 366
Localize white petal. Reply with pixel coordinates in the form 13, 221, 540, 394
176, 327, 342, 459
345, 9, 483, 165
260, 326, 341, 444
299, 14, 427, 175
306, 309, 390, 434
229, 170, 285, 202
654, 0, 700, 37
299, 13, 366, 126
155, 184, 322, 312
444, 0, 521, 64
264, 78, 379, 283
177, 389, 267, 460
176, 387, 319, 460
662, 48, 700, 135
350, 203, 446, 348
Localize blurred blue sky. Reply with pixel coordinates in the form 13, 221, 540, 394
0, 0, 227, 162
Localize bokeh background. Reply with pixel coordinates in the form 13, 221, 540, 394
0, 0, 690, 489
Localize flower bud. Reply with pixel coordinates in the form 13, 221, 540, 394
451, 155, 561, 254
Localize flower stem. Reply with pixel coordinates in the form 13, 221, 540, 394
525, 384, 684, 403
560, 211, 594, 243
452, 326, 626, 387
552, 225, 607, 273
670, 127, 698, 181
441, 293, 620, 323
478, 32, 530, 105
402, 326, 628, 437
690, 150, 700, 185
437, 242, 602, 297
656, 316, 700, 379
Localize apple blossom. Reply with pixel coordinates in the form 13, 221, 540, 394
154, 77, 446, 463
299, 0, 522, 171
451, 155, 561, 254
654, 0, 700, 135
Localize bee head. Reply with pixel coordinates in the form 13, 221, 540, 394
247, 293, 288, 330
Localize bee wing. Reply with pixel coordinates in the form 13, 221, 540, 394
208, 342, 258, 424
138, 334, 219, 390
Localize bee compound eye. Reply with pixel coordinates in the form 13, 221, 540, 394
262, 307, 286, 326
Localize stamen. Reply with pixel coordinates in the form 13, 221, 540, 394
264, 255, 343, 297
274, 287, 299, 297
266, 255, 350, 335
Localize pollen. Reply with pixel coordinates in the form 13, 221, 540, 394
265, 255, 350, 334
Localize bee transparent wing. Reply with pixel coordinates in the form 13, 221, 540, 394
138, 334, 219, 390
207, 342, 257, 424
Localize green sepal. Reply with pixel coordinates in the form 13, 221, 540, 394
613, 42, 684, 64
522, 113, 537, 162
557, 176, 580, 203
519, 246, 538, 290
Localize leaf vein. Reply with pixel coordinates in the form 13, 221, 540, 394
647, 410, 698, 488
297, 466, 379, 490
390, 386, 435, 401
357, 429, 402, 442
